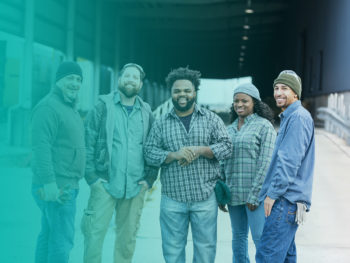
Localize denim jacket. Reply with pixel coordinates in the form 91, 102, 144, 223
259, 101, 315, 210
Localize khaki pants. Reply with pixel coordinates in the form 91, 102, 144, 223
81, 181, 147, 263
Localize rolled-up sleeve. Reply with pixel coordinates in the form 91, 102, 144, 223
209, 116, 232, 161
144, 120, 169, 167
247, 124, 276, 205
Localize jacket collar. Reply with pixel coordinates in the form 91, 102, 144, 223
280, 100, 301, 119
113, 91, 141, 109
231, 113, 257, 131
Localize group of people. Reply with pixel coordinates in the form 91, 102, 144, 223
31, 61, 315, 263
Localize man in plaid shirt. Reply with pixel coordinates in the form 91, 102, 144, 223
144, 67, 232, 263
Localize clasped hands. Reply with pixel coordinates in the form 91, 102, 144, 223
174, 146, 201, 166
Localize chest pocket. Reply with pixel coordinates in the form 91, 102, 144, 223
190, 121, 211, 145
128, 118, 144, 144
233, 131, 258, 159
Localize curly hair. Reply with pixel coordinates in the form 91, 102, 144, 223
230, 98, 275, 124
165, 67, 201, 91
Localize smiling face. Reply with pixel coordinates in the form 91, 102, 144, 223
171, 79, 196, 116
56, 74, 82, 102
274, 83, 298, 110
118, 66, 143, 98
233, 93, 254, 119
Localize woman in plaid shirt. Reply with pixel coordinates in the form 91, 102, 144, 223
221, 83, 276, 262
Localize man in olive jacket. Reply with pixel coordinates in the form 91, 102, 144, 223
31, 61, 85, 263
82, 63, 158, 263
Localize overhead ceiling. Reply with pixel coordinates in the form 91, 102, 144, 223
102, 0, 291, 84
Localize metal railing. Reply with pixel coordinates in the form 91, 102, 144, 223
317, 107, 350, 145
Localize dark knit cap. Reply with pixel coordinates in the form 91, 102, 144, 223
55, 61, 83, 83
273, 70, 302, 99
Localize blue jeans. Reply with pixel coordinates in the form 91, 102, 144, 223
32, 185, 78, 263
160, 192, 218, 263
255, 197, 298, 263
228, 203, 265, 263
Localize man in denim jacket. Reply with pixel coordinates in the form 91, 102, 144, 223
256, 70, 315, 263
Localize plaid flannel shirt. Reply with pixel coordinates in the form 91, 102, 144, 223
222, 113, 276, 206
144, 105, 232, 202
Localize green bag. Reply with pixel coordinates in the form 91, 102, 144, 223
214, 180, 231, 206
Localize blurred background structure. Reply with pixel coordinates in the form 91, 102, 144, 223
1, 0, 350, 146
1, 1, 350, 263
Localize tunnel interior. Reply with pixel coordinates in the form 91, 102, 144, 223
102, 0, 293, 100
1, 0, 349, 126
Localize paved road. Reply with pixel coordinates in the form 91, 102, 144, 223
1, 129, 350, 262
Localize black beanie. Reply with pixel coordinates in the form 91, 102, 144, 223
55, 61, 83, 83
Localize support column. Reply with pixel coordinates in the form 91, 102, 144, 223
66, 0, 75, 60
93, 0, 101, 102
114, 17, 121, 82
21, 0, 34, 109
8, 0, 34, 146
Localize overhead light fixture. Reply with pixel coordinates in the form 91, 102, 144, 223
242, 36, 248, 40
240, 52, 245, 56
239, 57, 244, 62
243, 25, 250, 30
245, 0, 254, 14
241, 45, 246, 50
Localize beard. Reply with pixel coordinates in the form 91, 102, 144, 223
60, 86, 79, 103
119, 83, 140, 98
172, 97, 196, 112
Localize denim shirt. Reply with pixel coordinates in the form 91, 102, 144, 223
259, 101, 315, 210
107, 96, 144, 199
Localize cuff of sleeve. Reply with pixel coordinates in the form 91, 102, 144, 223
209, 145, 220, 160
143, 166, 160, 188
247, 195, 259, 206
85, 171, 100, 185
266, 190, 280, 200
160, 151, 170, 166
38, 174, 56, 185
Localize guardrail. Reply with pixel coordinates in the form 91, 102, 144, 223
317, 107, 350, 145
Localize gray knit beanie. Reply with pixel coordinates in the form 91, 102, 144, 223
273, 70, 302, 99
234, 83, 261, 101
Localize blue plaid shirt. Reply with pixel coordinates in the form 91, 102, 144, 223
144, 105, 232, 202
222, 114, 276, 206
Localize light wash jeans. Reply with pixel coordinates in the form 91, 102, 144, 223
32, 184, 78, 263
228, 203, 265, 263
160, 192, 218, 263
255, 197, 299, 263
